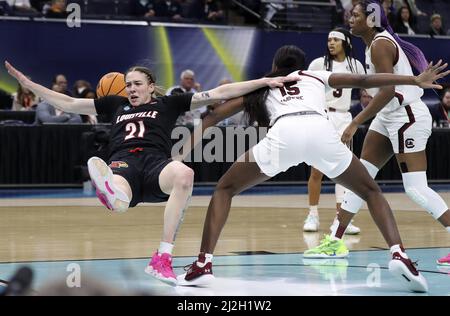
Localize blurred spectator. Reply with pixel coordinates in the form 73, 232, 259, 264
73, 80, 98, 124
154, 0, 183, 20
166, 69, 198, 95
5, 0, 38, 15
0, 1, 12, 15
167, 69, 202, 127
349, 89, 373, 126
34, 83, 82, 125
53, 73, 71, 96
382, 0, 396, 27
12, 78, 40, 111
0, 88, 13, 109
188, 0, 224, 22
428, 13, 446, 37
342, 0, 359, 27
393, 6, 417, 35
428, 88, 450, 128
45, 0, 68, 19
131, 0, 155, 17
394, 0, 426, 17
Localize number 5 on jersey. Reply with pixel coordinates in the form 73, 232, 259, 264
279, 82, 300, 96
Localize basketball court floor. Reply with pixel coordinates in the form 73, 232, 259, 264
0, 187, 449, 296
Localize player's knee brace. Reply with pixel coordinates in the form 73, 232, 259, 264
341, 159, 379, 214
335, 184, 345, 203
402, 171, 449, 220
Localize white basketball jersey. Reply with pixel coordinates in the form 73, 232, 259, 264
308, 57, 365, 111
365, 30, 423, 114
265, 70, 332, 126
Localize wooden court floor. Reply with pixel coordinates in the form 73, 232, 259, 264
1, 192, 449, 263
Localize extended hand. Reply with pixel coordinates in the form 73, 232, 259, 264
416, 60, 450, 89
4, 61, 32, 89
341, 122, 358, 146
266, 75, 301, 88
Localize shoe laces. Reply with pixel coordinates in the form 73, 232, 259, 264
183, 263, 193, 272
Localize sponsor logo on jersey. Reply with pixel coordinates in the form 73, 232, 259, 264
405, 138, 415, 149
109, 161, 129, 169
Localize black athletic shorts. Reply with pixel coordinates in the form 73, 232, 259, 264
107, 148, 171, 207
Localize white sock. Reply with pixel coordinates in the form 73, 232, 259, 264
390, 244, 408, 259
205, 253, 213, 262
309, 205, 319, 217
197, 253, 213, 267
159, 241, 174, 255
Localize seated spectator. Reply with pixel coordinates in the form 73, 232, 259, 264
53, 73, 71, 96
45, 0, 68, 19
428, 88, 450, 128
72, 79, 93, 98
154, 0, 183, 20
167, 69, 204, 127
12, 78, 39, 111
393, 0, 426, 18
349, 89, 373, 126
34, 83, 82, 125
188, 0, 224, 22
5, 0, 38, 15
393, 6, 418, 35
131, 0, 156, 17
166, 69, 198, 95
428, 14, 446, 37
382, 0, 396, 27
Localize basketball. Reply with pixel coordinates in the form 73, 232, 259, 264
96, 72, 127, 98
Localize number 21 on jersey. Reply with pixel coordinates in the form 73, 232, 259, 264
125, 120, 145, 140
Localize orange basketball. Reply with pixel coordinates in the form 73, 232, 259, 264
96, 72, 127, 98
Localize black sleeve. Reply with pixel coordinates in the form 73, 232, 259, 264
94, 96, 128, 119
163, 93, 194, 114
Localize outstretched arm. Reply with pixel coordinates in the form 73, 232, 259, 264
189, 75, 300, 109
329, 62, 448, 90
5, 61, 97, 115
174, 97, 245, 161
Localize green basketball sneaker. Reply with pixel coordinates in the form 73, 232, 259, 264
303, 234, 349, 258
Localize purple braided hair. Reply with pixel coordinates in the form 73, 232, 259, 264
358, 0, 428, 72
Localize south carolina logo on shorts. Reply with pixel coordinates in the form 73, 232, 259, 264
405, 138, 415, 149
109, 161, 129, 169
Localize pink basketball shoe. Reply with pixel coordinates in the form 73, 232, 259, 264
145, 251, 177, 286
87, 156, 130, 212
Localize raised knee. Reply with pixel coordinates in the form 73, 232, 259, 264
173, 167, 194, 190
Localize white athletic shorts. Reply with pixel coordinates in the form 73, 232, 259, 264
368, 100, 432, 154
252, 114, 353, 178
328, 111, 352, 136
